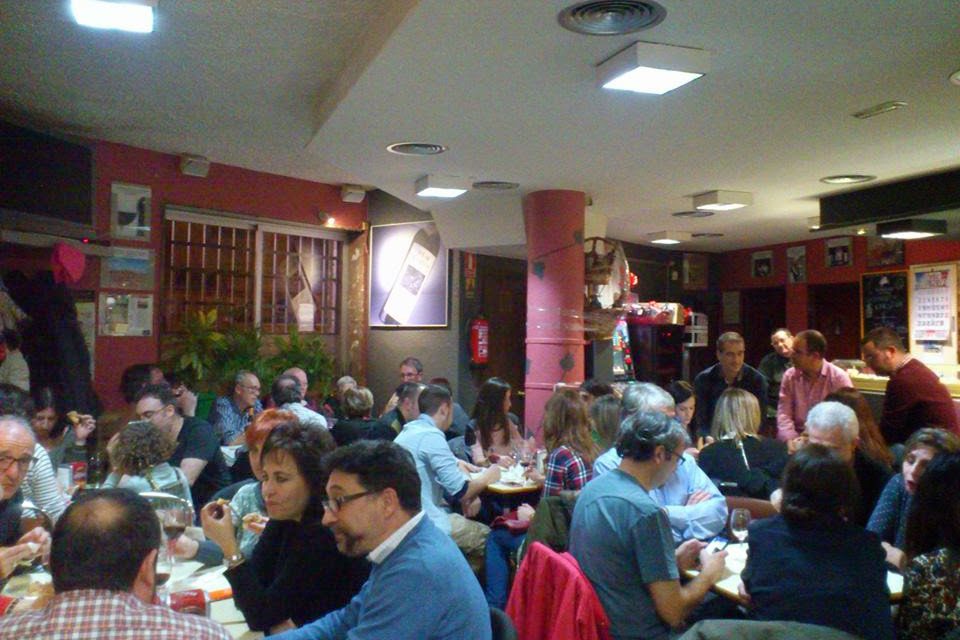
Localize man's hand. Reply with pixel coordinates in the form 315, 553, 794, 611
882, 542, 906, 571
787, 435, 807, 455
462, 497, 482, 518
0, 528, 49, 579
75, 415, 96, 442
483, 464, 502, 485
174, 534, 200, 560
176, 387, 198, 418
685, 490, 712, 506
457, 459, 482, 474
517, 503, 536, 522
674, 538, 706, 572
697, 547, 728, 584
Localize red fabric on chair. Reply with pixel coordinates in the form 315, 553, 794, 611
505, 541, 610, 640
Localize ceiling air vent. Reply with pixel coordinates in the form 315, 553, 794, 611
558, 1, 667, 36
386, 142, 447, 156
472, 181, 520, 191
672, 210, 714, 218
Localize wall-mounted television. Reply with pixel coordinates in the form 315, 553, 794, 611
0, 120, 93, 227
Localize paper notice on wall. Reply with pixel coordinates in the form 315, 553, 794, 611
913, 269, 952, 341
74, 292, 96, 375
297, 303, 316, 332
98, 293, 153, 336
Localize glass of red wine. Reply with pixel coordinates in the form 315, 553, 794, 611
157, 503, 193, 573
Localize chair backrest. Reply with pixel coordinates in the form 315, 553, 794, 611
490, 607, 518, 640
518, 494, 577, 563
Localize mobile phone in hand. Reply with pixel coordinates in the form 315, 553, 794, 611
705, 535, 729, 554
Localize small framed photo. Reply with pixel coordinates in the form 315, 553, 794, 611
110, 182, 152, 241
787, 245, 806, 283
826, 237, 852, 268
752, 250, 773, 278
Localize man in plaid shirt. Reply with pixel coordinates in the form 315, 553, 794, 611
0, 489, 230, 640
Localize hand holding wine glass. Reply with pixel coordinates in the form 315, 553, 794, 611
730, 508, 751, 545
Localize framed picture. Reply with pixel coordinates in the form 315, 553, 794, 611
867, 237, 905, 267
369, 221, 449, 328
100, 247, 155, 290
751, 250, 773, 278
825, 237, 852, 268
110, 182, 152, 241
683, 253, 708, 290
98, 293, 153, 336
787, 245, 806, 283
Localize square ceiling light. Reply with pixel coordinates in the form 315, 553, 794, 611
415, 175, 469, 199
648, 231, 692, 245
597, 41, 711, 95
877, 218, 947, 240
71, 0, 157, 33
693, 190, 753, 211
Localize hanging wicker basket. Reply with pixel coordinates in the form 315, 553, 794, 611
583, 307, 624, 340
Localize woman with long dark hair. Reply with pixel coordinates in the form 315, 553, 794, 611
898, 452, 960, 639
31, 386, 95, 470
470, 377, 524, 466
742, 444, 894, 640
201, 420, 368, 634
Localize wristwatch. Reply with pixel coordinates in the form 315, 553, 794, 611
223, 551, 245, 569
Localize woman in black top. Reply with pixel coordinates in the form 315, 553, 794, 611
697, 387, 788, 499
202, 420, 369, 634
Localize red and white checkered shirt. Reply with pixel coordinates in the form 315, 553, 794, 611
0, 589, 232, 640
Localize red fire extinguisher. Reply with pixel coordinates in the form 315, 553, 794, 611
469, 314, 489, 367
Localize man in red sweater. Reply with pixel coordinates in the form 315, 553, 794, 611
861, 327, 959, 444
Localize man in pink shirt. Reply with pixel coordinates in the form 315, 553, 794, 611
777, 330, 852, 449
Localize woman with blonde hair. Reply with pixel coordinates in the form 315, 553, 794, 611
698, 387, 788, 498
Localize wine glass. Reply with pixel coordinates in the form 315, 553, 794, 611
157, 503, 193, 570
730, 508, 751, 545
156, 538, 173, 590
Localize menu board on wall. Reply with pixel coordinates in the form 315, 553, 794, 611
861, 271, 908, 345
911, 264, 956, 342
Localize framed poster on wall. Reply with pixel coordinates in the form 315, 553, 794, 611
369, 221, 449, 328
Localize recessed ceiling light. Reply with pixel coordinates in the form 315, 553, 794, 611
692, 190, 752, 211
472, 181, 520, 191
597, 41, 711, 95
819, 174, 877, 185
856, 227, 868, 235
807, 216, 821, 230
877, 218, 947, 240
386, 142, 447, 156
852, 101, 907, 119
671, 210, 714, 218
558, 1, 667, 36
648, 230, 692, 244
415, 175, 469, 198
71, 0, 156, 33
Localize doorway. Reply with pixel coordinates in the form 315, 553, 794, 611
808, 283, 861, 360
740, 287, 787, 368
477, 255, 527, 423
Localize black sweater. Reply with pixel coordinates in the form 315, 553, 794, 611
224, 515, 369, 632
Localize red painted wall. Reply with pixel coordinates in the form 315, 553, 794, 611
719, 235, 960, 332
2, 140, 366, 411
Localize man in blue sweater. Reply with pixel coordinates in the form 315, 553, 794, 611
273, 440, 491, 640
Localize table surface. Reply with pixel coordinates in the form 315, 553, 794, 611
470, 465, 544, 495
685, 542, 904, 603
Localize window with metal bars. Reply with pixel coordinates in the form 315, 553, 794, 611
161, 211, 341, 335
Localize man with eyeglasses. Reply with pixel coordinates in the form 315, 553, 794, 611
570, 411, 727, 640
210, 371, 264, 445
273, 440, 491, 640
593, 383, 727, 543
777, 330, 852, 450
0, 415, 50, 579
134, 384, 230, 514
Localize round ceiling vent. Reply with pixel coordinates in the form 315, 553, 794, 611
472, 181, 520, 190
671, 210, 714, 218
386, 142, 448, 156
558, 1, 667, 36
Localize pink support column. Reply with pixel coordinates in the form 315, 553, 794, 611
523, 190, 585, 440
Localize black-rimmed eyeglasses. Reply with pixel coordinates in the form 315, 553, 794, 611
322, 490, 377, 514
0, 454, 35, 473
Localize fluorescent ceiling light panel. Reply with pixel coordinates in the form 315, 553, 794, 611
693, 190, 753, 211
71, 0, 156, 33
807, 216, 821, 230
877, 218, 946, 240
648, 231, 692, 245
415, 175, 469, 199
597, 41, 711, 95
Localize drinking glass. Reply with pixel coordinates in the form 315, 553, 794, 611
730, 508, 751, 544
157, 503, 193, 569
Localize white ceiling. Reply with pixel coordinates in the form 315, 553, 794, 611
2, 0, 959, 253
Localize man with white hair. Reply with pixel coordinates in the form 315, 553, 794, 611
593, 383, 727, 543
805, 401, 891, 525
0, 415, 51, 579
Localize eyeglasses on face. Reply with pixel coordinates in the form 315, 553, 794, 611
321, 490, 377, 514
0, 454, 35, 473
664, 450, 686, 465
